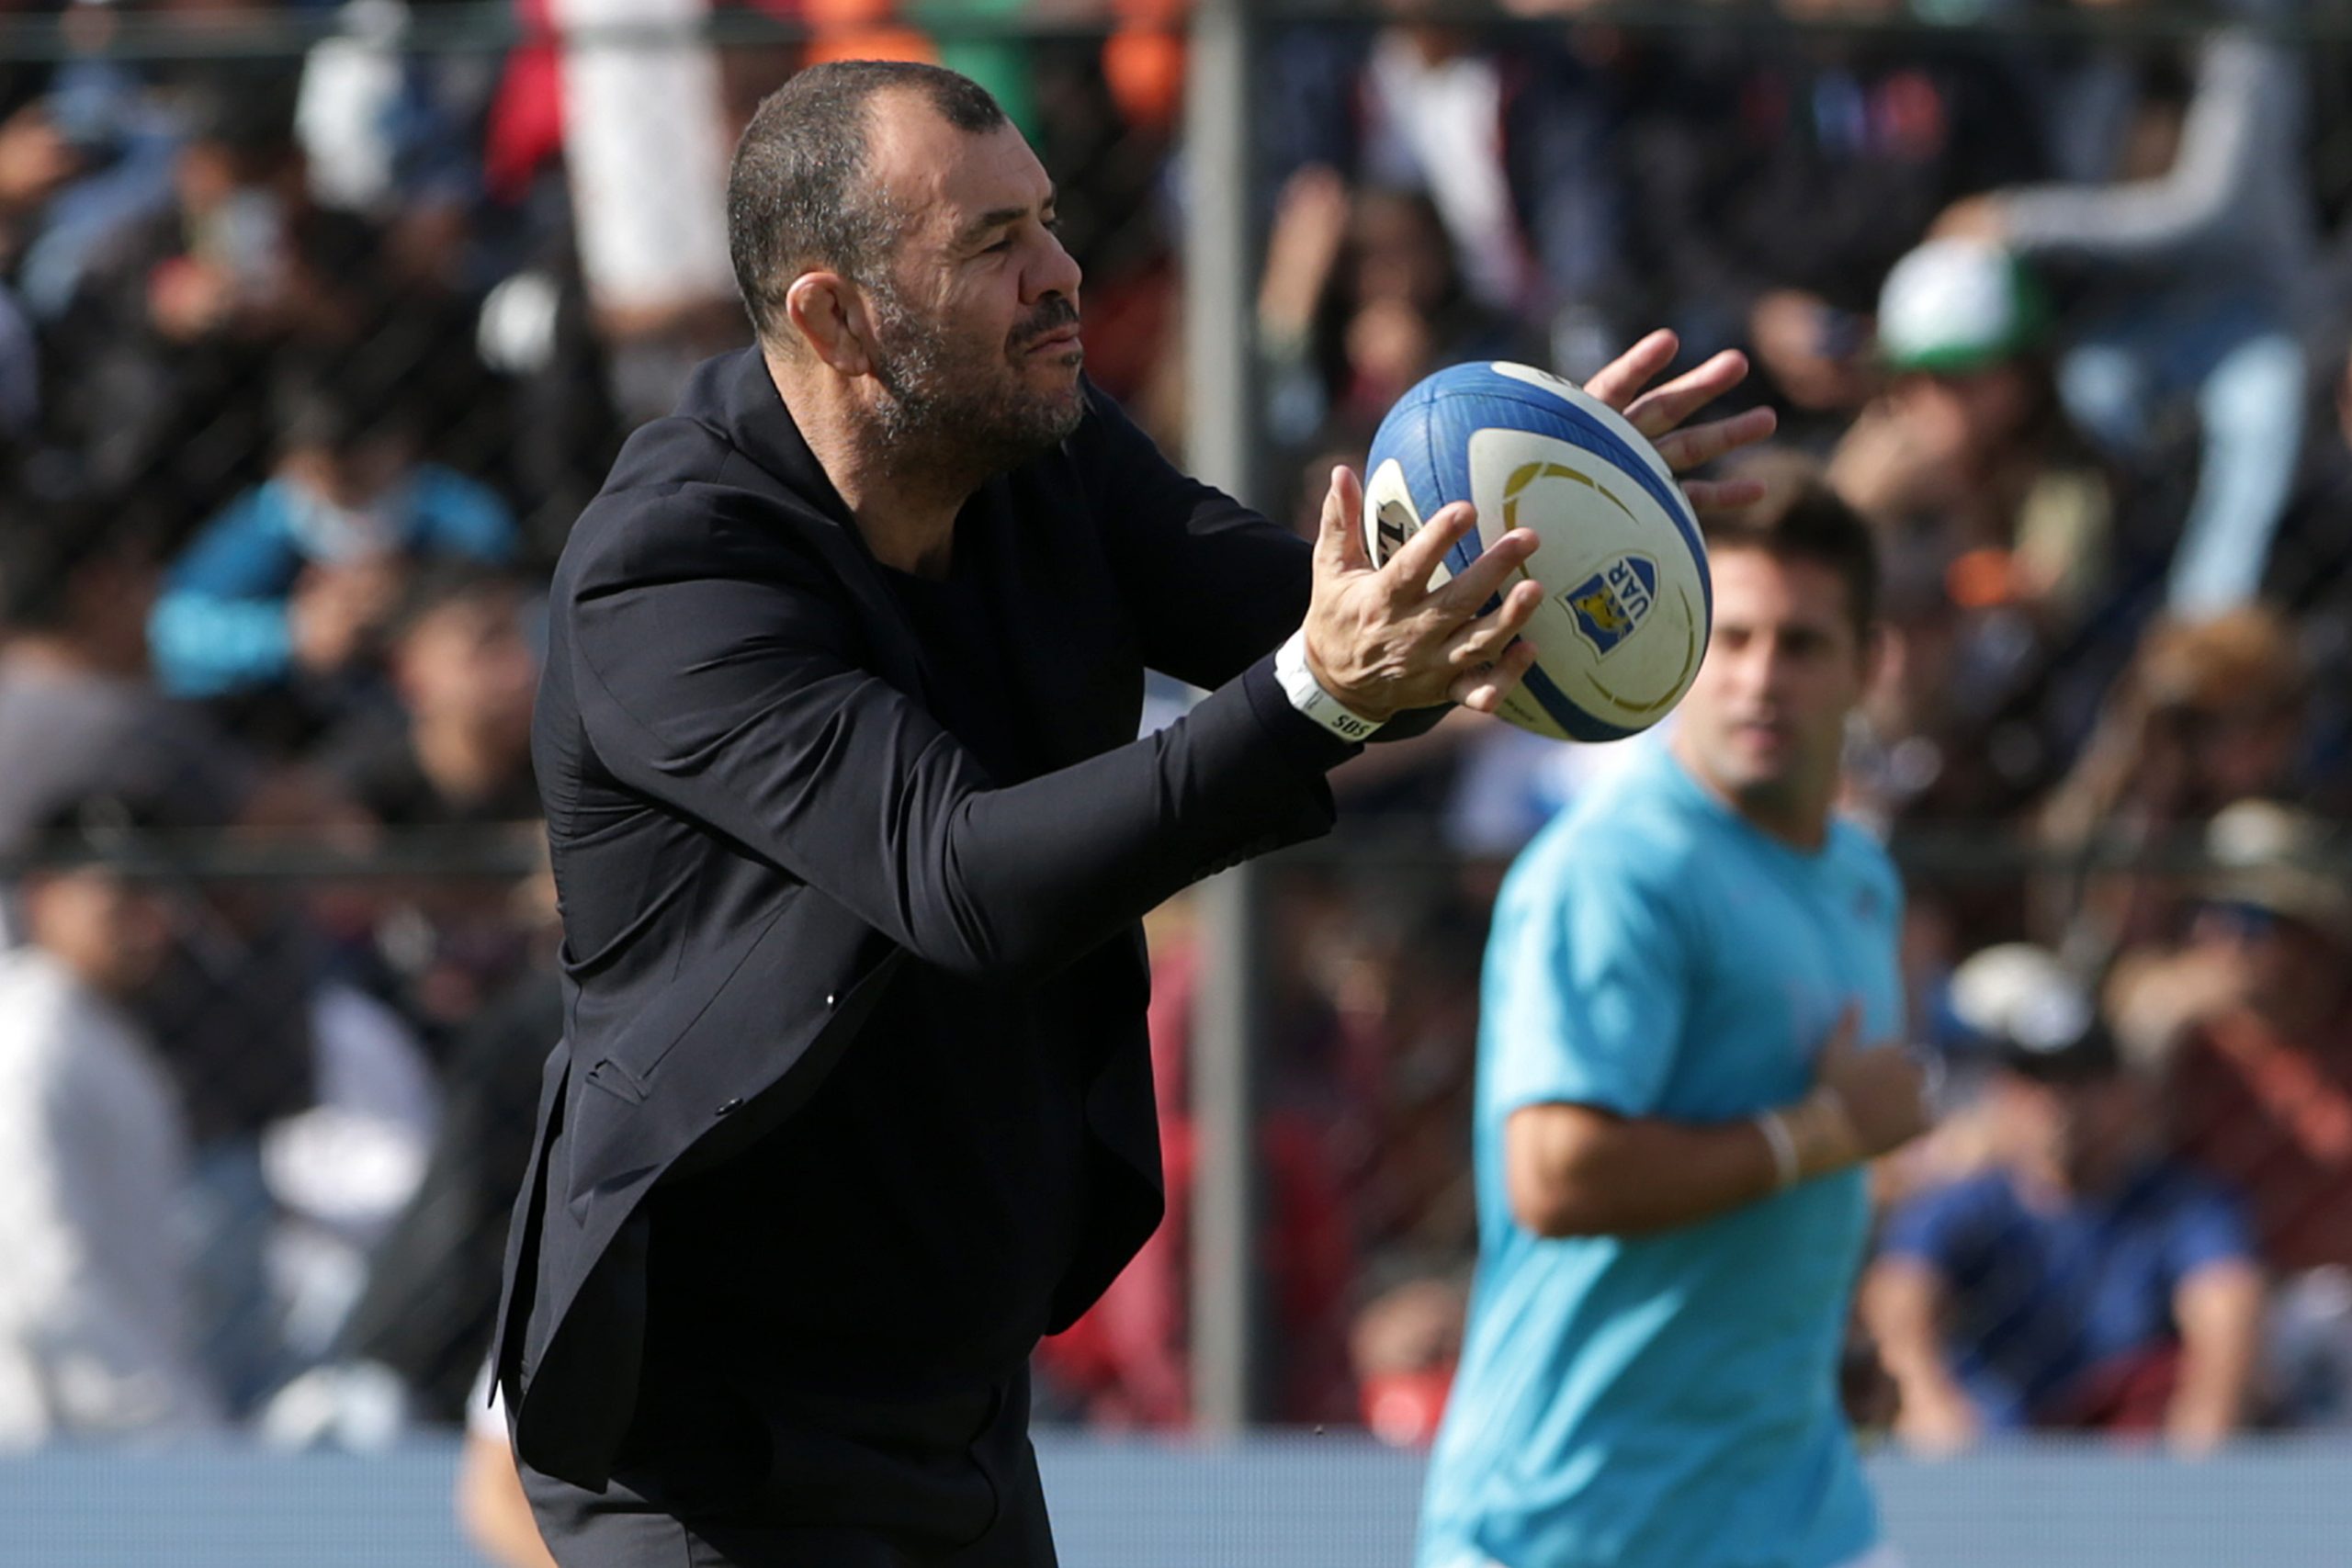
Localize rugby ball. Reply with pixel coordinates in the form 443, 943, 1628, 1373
1363, 361, 1711, 741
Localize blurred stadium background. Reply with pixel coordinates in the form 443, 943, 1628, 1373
6, 0, 2352, 1562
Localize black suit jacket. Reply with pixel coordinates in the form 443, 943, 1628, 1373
494, 349, 1385, 1488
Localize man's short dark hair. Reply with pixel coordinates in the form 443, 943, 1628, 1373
726, 60, 1009, 344
0, 501, 159, 631
1700, 460, 1880, 638
273, 351, 419, 457
385, 559, 528, 647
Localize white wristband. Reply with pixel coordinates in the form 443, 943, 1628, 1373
1273, 629, 1385, 743
1754, 1109, 1801, 1191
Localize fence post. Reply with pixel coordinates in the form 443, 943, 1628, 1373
1182, 0, 1268, 1437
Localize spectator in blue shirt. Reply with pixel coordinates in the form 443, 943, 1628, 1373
1864, 944, 2266, 1451
150, 355, 515, 706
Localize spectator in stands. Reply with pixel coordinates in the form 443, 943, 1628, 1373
1261, 173, 1540, 451
13, 20, 185, 330
45, 76, 390, 543
0, 504, 249, 866
313, 565, 540, 830
0, 93, 104, 439
306, 564, 541, 1033
2035, 605, 2310, 957
148, 355, 515, 734
1622, 19, 2043, 424
1864, 944, 2265, 1450
1935, 4, 2321, 616
1261, 4, 1626, 373
2108, 803, 2352, 1422
0, 795, 221, 1446
1829, 240, 2128, 822
1835, 241, 2103, 623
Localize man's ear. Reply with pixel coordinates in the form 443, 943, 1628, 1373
784, 271, 874, 377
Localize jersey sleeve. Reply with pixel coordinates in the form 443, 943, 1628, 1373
2162, 1173, 2258, 1284
1485, 838, 1693, 1121
1876, 1180, 1983, 1277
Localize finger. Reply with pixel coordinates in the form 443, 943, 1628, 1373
1621, 349, 1753, 440
1428, 527, 1538, 620
1653, 406, 1778, 476
1581, 328, 1679, 412
1442, 579, 1544, 665
1679, 476, 1769, 518
1382, 501, 1478, 596
1448, 638, 1540, 714
1313, 466, 1369, 576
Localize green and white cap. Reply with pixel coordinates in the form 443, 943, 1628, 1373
1875, 238, 2051, 375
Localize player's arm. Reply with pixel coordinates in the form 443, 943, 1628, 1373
1859, 1256, 1984, 1455
1504, 1010, 1929, 1238
2163, 1186, 2267, 1450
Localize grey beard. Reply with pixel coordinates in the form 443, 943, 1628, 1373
864, 298, 1083, 483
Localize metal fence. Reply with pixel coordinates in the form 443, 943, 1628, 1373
2, 0, 2352, 1529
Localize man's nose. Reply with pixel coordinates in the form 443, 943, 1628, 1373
1030, 230, 1082, 307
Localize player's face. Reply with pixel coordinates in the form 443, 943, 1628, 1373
1675, 547, 1869, 820
859, 104, 1086, 469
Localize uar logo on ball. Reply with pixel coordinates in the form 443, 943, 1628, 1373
1363, 362, 1712, 742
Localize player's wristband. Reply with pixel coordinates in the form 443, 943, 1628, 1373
1753, 1109, 1801, 1191
1274, 629, 1386, 744
1781, 1086, 1868, 1179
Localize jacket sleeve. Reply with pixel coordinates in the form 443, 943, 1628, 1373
1079, 386, 1448, 741
566, 491, 1351, 986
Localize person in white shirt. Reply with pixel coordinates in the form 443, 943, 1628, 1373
0, 802, 221, 1445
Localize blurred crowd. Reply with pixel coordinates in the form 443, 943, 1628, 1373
4, 0, 2352, 1479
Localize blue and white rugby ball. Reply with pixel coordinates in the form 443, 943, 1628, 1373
1363, 361, 1711, 742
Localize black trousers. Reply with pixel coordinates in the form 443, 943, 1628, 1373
521, 1369, 1059, 1568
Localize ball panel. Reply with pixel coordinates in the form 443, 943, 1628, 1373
1464, 426, 1706, 732
1359, 360, 1713, 742
1370, 362, 1713, 634
1362, 457, 1448, 588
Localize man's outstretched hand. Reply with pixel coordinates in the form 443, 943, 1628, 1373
1302, 466, 1543, 723
1300, 331, 1777, 722
1583, 329, 1779, 517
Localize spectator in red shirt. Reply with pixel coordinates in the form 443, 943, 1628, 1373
2114, 802, 2352, 1277
2111, 801, 2352, 1423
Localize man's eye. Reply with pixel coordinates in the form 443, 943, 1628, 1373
984, 236, 1014, 254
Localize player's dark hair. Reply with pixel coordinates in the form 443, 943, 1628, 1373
1700, 467, 1880, 639
727, 61, 1009, 344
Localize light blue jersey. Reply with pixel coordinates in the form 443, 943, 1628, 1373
1418, 742, 1904, 1568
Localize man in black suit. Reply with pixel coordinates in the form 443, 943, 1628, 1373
495, 59, 1771, 1568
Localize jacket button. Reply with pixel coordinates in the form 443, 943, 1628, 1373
824, 992, 837, 1007
714, 1098, 742, 1117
